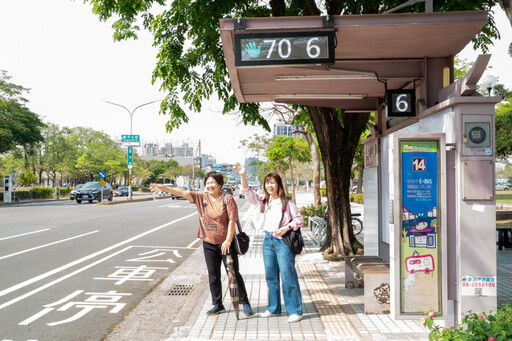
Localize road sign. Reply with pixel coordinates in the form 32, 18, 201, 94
98, 179, 106, 187
129, 175, 133, 184
121, 135, 140, 143
99, 171, 106, 179
121, 134, 140, 147
128, 146, 133, 167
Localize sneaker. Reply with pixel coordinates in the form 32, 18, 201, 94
243, 304, 254, 316
261, 310, 280, 318
206, 305, 226, 315
287, 314, 303, 323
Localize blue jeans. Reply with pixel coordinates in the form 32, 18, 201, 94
263, 232, 303, 315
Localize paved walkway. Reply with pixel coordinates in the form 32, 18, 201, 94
172, 202, 430, 341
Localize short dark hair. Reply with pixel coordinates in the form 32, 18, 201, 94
204, 171, 224, 187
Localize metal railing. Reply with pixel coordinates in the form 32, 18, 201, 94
308, 216, 327, 246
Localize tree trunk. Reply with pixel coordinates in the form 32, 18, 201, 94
357, 163, 364, 193
279, 164, 289, 194
307, 106, 369, 258
288, 158, 296, 203
303, 131, 322, 207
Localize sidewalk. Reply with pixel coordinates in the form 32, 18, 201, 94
169, 226, 429, 341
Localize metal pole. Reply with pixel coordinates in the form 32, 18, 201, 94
104, 99, 161, 200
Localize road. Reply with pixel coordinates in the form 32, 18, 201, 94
0, 197, 201, 341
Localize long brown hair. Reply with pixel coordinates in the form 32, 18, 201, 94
261, 173, 287, 213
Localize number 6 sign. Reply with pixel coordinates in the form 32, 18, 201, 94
386, 89, 416, 118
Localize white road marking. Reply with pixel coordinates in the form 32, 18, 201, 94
0, 231, 99, 261
0, 247, 132, 311
186, 238, 201, 249
0, 212, 197, 301
0, 228, 50, 241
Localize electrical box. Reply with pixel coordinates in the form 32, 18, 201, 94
462, 115, 493, 157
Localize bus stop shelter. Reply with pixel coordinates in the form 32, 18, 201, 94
219, 10, 500, 325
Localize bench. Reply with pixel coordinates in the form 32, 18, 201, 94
497, 227, 512, 250
345, 256, 390, 314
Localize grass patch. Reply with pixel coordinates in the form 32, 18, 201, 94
497, 219, 512, 228
496, 191, 512, 204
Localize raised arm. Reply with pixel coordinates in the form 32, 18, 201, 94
235, 163, 248, 189
149, 183, 193, 202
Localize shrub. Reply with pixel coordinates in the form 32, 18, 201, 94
300, 203, 328, 221
423, 305, 512, 341
140, 187, 150, 192
350, 193, 364, 204
58, 187, 71, 197
29, 186, 54, 199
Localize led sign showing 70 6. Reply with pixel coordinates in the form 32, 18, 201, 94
234, 31, 335, 67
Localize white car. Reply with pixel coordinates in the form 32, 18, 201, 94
496, 183, 511, 191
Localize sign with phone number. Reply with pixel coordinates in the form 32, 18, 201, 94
460, 276, 497, 296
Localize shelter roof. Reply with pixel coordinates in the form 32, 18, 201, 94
219, 11, 488, 110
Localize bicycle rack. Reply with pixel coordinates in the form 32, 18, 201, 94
308, 216, 327, 246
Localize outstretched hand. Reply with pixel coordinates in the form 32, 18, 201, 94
149, 183, 162, 194
235, 163, 245, 176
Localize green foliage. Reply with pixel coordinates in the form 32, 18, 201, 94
300, 203, 328, 220
495, 99, 512, 159
267, 136, 311, 166
423, 305, 512, 340
58, 187, 71, 197
0, 70, 45, 154
29, 186, 54, 199
19, 169, 36, 186
350, 193, 364, 204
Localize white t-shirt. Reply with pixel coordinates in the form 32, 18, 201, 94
262, 199, 283, 233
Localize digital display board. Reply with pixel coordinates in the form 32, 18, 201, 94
387, 89, 416, 118
234, 31, 335, 67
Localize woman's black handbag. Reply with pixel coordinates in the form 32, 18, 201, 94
282, 228, 304, 255
233, 221, 250, 255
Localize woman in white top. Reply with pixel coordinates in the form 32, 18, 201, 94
236, 164, 304, 323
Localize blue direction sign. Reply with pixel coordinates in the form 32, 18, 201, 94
121, 135, 140, 143
128, 146, 133, 168
98, 171, 106, 179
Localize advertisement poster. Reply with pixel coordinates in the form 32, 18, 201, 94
400, 141, 441, 314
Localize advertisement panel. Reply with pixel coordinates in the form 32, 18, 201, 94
400, 141, 441, 314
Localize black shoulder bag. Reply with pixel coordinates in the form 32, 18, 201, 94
280, 199, 304, 255
224, 194, 250, 255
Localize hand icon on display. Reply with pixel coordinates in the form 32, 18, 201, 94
244, 41, 261, 58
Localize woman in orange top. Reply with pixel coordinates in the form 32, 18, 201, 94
150, 171, 253, 316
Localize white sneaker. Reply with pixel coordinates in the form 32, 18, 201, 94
287, 314, 303, 323
261, 310, 279, 318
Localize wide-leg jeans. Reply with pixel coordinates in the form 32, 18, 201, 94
263, 231, 303, 315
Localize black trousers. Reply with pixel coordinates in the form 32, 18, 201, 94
202, 240, 250, 306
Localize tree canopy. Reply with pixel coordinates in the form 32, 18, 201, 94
0, 70, 45, 154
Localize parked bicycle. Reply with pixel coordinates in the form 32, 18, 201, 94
351, 213, 363, 236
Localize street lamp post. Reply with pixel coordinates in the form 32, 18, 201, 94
105, 99, 160, 200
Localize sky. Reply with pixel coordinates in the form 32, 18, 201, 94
0, 1, 511, 164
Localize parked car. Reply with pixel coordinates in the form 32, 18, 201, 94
69, 184, 85, 200
221, 186, 233, 195
75, 182, 113, 203
114, 186, 130, 197
496, 183, 511, 191
172, 186, 189, 199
